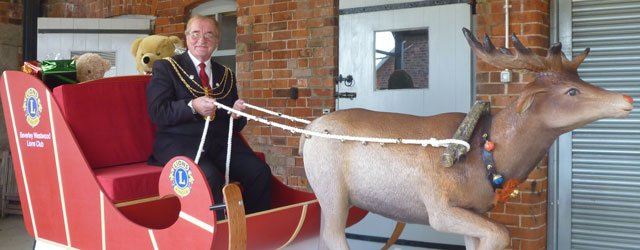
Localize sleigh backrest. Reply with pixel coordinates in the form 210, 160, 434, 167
52, 75, 155, 169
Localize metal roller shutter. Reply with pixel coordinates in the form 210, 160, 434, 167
570, 0, 640, 249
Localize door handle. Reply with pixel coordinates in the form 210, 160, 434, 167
336, 74, 354, 87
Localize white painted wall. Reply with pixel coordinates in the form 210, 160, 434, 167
37, 17, 151, 78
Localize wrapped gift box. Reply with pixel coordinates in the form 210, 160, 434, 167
22, 60, 42, 79
41, 59, 77, 89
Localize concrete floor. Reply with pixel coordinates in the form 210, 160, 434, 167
0, 214, 34, 250
0, 214, 451, 250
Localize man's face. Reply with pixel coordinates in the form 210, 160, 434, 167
186, 18, 219, 62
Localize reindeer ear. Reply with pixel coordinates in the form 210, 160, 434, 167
515, 85, 547, 113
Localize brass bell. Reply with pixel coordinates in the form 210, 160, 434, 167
510, 189, 520, 198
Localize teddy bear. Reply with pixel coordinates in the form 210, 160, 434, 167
130, 35, 184, 74
74, 53, 112, 82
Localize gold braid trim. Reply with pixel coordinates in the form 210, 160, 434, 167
214, 66, 235, 100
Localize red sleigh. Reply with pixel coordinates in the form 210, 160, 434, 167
0, 71, 367, 249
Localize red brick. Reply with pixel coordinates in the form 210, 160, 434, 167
249, 5, 271, 15
267, 40, 287, 50
508, 224, 546, 240
520, 192, 546, 204
273, 51, 291, 59
273, 11, 292, 22
488, 213, 519, 226
476, 72, 489, 83
520, 214, 546, 228
506, 202, 545, 216
523, 23, 549, 37
268, 21, 288, 31
511, 238, 521, 250
273, 69, 292, 78
273, 30, 292, 40
272, 2, 290, 12
510, 11, 548, 25
269, 60, 288, 69
477, 83, 505, 95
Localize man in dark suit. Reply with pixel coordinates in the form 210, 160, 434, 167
146, 15, 271, 215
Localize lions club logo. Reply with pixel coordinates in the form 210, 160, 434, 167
169, 159, 195, 197
23, 88, 43, 128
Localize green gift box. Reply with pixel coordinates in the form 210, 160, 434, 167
41, 59, 77, 89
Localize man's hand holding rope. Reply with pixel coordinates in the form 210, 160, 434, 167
231, 99, 246, 119
192, 96, 217, 117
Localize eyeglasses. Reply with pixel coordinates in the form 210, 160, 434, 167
188, 32, 217, 40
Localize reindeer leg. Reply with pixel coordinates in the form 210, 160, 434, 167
428, 206, 509, 250
464, 235, 479, 249
304, 141, 351, 250
317, 188, 350, 250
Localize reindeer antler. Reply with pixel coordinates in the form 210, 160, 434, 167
462, 28, 589, 73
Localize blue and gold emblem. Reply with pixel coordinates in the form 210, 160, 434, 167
169, 159, 195, 197
22, 88, 43, 128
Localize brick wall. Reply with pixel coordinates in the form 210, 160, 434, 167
0, 0, 22, 25
41, 0, 192, 37
236, 0, 337, 189
475, 1, 550, 249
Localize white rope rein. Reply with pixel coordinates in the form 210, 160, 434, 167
213, 102, 471, 151
195, 102, 472, 186
194, 116, 211, 164
243, 103, 311, 124
193, 114, 234, 186
225, 117, 234, 186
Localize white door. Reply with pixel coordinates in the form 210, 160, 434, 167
338, 2, 471, 249
337, 3, 472, 116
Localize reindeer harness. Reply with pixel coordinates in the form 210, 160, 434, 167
198, 99, 518, 204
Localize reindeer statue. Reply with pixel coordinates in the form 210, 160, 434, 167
300, 28, 634, 250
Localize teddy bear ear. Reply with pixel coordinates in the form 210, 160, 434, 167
169, 36, 184, 48
104, 59, 112, 69
131, 37, 145, 56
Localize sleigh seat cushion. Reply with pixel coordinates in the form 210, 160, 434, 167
93, 162, 161, 203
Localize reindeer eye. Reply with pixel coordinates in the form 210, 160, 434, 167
566, 88, 579, 96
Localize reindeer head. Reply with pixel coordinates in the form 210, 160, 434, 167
462, 28, 633, 131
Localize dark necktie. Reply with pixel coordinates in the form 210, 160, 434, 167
198, 62, 209, 92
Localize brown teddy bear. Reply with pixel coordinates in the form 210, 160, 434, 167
130, 35, 184, 74
74, 53, 112, 82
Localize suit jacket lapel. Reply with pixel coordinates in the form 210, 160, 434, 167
177, 52, 199, 82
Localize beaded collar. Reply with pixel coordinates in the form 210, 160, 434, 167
479, 115, 520, 205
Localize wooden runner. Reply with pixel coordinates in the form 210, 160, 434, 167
223, 183, 247, 250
